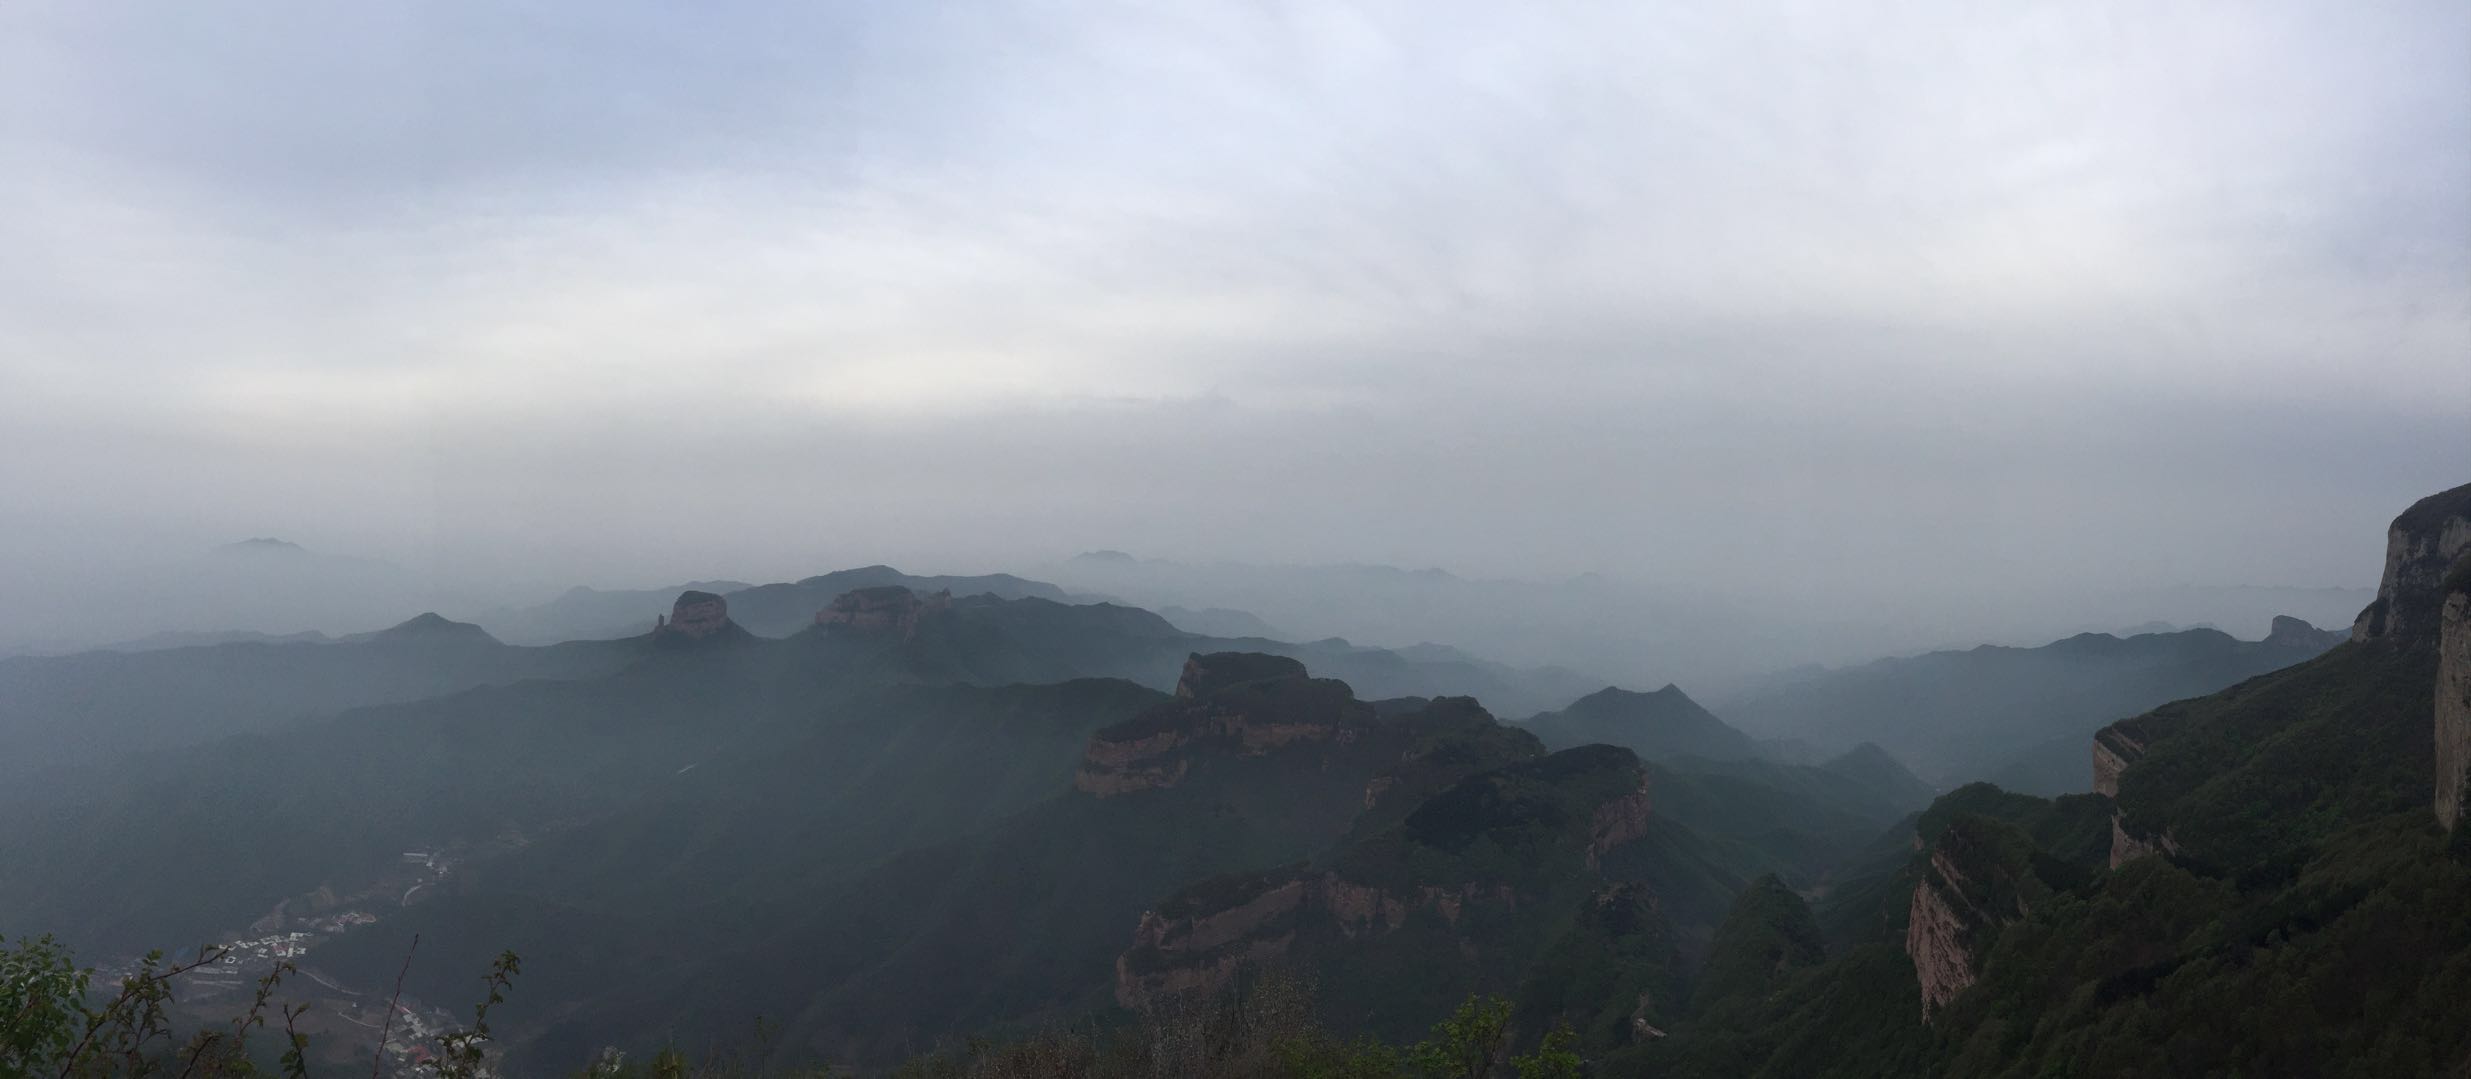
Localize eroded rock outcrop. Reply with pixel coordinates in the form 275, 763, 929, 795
1074, 653, 1356, 797
813, 585, 952, 639
652, 590, 735, 640
2264, 615, 2346, 652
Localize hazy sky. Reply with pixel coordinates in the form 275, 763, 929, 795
3, 2, 2466, 615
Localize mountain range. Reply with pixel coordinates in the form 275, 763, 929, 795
0, 588, 1922, 1070
0, 483, 2457, 1076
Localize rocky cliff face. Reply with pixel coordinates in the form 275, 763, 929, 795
2107, 814, 2179, 868
813, 585, 952, 639
1903, 815, 2054, 1021
1586, 777, 1655, 868
2352, 483, 2471, 643
2090, 484, 2471, 851
1905, 865, 1975, 1019
2335, 482, 2471, 828
2437, 566, 2471, 830
2094, 721, 2181, 867
2090, 726, 2143, 797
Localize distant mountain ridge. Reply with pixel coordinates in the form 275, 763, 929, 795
1044, 551, 2374, 694
0, 574, 1601, 804
0, 583, 1602, 957
0, 611, 650, 789
1718, 618, 2348, 788
466, 565, 1067, 643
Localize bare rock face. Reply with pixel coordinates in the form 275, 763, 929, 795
1586, 777, 1655, 869
1904, 818, 2047, 1021
2107, 813, 2180, 868
1115, 877, 1311, 1006
1115, 867, 1524, 1010
2437, 565, 2471, 830
2352, 483, 2471, 643
2091, 727, 2144, 797
654, 590, 733, 640
813, 585, 952, 639
1906, 867, 1976, 1020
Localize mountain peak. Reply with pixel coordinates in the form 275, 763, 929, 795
1526, 683, 1759, 763
366, 612, 497, 645
212, 537, 308, 557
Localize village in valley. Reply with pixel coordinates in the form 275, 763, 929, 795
94, 845, 500, 1075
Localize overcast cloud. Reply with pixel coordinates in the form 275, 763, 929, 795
1, 2, 2465, 647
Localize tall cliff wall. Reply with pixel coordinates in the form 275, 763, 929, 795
1906, 859, 1978, 1020
2436, 566, 2470, 830
1903, 814, 2064, 1020
2353, 483, 2471, 828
